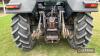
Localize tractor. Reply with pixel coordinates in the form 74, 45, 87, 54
2, 0, 99, 51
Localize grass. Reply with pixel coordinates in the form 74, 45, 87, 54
0, 2, 3, 7
0, 7, 100, 56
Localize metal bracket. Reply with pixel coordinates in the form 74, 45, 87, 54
31, 11, 43, 39
61, 11, 69, 38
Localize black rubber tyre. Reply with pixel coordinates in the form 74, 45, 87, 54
11, 14, 36, 51
67, 13, 93, 49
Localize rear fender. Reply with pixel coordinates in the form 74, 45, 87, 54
66, 0, 99, 12
5, 0, 36, 14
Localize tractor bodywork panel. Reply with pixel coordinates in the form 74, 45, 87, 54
5, 0, 36, 13
5, 0, 98, 14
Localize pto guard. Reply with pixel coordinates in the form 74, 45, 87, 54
5, 0, 36, 14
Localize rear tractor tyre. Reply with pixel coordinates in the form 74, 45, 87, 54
11, 14, 36, 51
67, 13, 93, 49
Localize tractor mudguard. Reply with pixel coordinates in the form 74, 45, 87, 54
66, 0, 98, 12
5, 0, 36, 14
42, 0, 98, 12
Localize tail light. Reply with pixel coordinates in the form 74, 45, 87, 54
83, 0, 98, 8
84, 3, 98, 8
5, 3, 21, 9
6, 5, 19, 9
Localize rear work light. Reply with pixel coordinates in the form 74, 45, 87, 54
83, 0, 98, 8
5, 3, 21, 9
